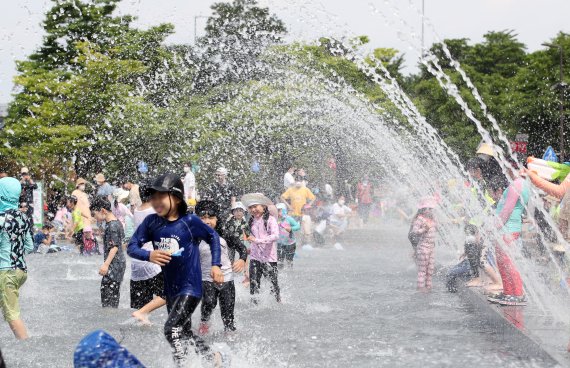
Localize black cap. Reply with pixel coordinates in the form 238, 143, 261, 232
195, 200, 220, 218
148, 173, 187, 214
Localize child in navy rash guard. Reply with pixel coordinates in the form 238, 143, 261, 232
127, 173, 224, 367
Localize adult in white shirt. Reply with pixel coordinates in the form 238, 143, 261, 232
330, 196, 352, 234
183, 164, 196, 201
283, 163, 296, 189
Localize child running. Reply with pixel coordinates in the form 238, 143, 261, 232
0, 177, 33, 340
127, 174, 225, 367
243, 193, 281, 303
196, 200, 246, 335
91, 196, 126, 308
409, 197, 437, 291
275, 203, 300, 268
130, 184, 164, 323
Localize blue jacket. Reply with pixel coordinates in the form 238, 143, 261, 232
0, 177, 33, 271
127, 213, 221, 300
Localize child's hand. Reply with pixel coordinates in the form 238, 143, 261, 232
211, 266, 224, 283
98, 264, 109, 276
149, 250, 172, 266
232, 259, 246, 273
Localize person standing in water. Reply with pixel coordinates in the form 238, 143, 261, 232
91, 197, 126, 308
0, 177, 33, 340
409, 197, 438, 291
127, 173, 225, 366
243, 193, 281, 303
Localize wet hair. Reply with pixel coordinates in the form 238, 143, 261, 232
42, 223, 54, 230
248, 205, 271, 233
91, 196, 112, 212
195, 200, 220, 219
464, 224, 478, 236
413, 207, 434, 221
487, 175, 508, 192
466, 157, 485, 171
68, 195, 78, 205
139, 183, 152, 203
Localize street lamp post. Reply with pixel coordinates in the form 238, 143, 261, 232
543, 42, 566, 162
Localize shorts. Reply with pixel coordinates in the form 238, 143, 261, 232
0, 269, 28, 322
130, 272, 164, 309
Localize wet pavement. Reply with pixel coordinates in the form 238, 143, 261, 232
0, 220, 562, 367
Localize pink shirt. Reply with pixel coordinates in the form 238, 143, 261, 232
249, 215, 279, 262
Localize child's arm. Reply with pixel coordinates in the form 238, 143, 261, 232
191, 216, 223, 282
127, 216, 171, 265
254, 217, 279, 244
99, 246, 118, 276
42, 234, 52, 245
24, 229, 34, 254
288, 217, 301, 232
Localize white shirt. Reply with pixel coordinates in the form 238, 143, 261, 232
130, 207, 162, 281
200, 237, 232, 282
331, 203, 352, 222
283, 172, 295, 189
184, 172, 196, 200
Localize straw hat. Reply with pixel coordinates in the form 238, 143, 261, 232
476, 142, 495, 157
75, 178, 87, 187
241, 193, 273, 207
94, 173, 106, 182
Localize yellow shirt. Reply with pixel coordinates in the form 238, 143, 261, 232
282, 187, 316, 216
72, 208, 84, 233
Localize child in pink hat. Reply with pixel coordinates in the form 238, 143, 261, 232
408, 197, 437, 291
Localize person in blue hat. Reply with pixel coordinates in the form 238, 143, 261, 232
73, 330, 144, 367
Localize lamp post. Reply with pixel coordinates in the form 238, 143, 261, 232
194, 15, 208, 44
542, 42, 567, 162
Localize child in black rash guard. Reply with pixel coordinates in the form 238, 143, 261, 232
127, 174, 225, 367
91, 196, 126, 308
195, 200, 247, 335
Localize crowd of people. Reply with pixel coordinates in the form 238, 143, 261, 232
0, 161, 386, 367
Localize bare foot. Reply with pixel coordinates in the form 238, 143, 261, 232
466, 278, 484, 287
132, 310, 151, 326
484, 284, 503, 294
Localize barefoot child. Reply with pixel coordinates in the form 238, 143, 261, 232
127, 174, 225, 366
409, 197, 437, 291
130, 184, 164, 323
242, 193, 280, 303
91, 197, 126, 308
196, 200, 246, 335
0, 177, 34, 340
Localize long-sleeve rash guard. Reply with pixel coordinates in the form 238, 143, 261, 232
127, 213, 221, 300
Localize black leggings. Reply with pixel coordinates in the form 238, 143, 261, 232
250, 260, 280, 302
101, 277, 121, 308
201, 281, 236, 331
164, 295, 212, 365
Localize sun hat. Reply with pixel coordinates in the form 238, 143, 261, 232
148, 173, 187, 213
113, 188, 130, 202
276, 203, 287, 211
232, 201, 246, 211
418, 196, 437, 209
94, 173, 106, 182
20, 167, 29, 175
76, 178, 87, 187
241, 193, 273, 207
476, 142, 495, 157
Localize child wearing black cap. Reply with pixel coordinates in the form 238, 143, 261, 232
127, 173, 225, 366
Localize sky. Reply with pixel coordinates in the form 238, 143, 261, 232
1, 0, 570, 104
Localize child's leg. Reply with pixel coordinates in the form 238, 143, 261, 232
416, 248, 428, 289
446, 259, 471, 292
219, 281, 236, 331
249, 260, 263, 296
286, 243, 296, 266
425, 247, 435, 289
130, 278, 152, 310
101, 277, 120, 308
1, 270, 29, 340
266, 262, 281, 302
164, 295, 211, 365
200, 282, 218, 324
495, 242, 523, 296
